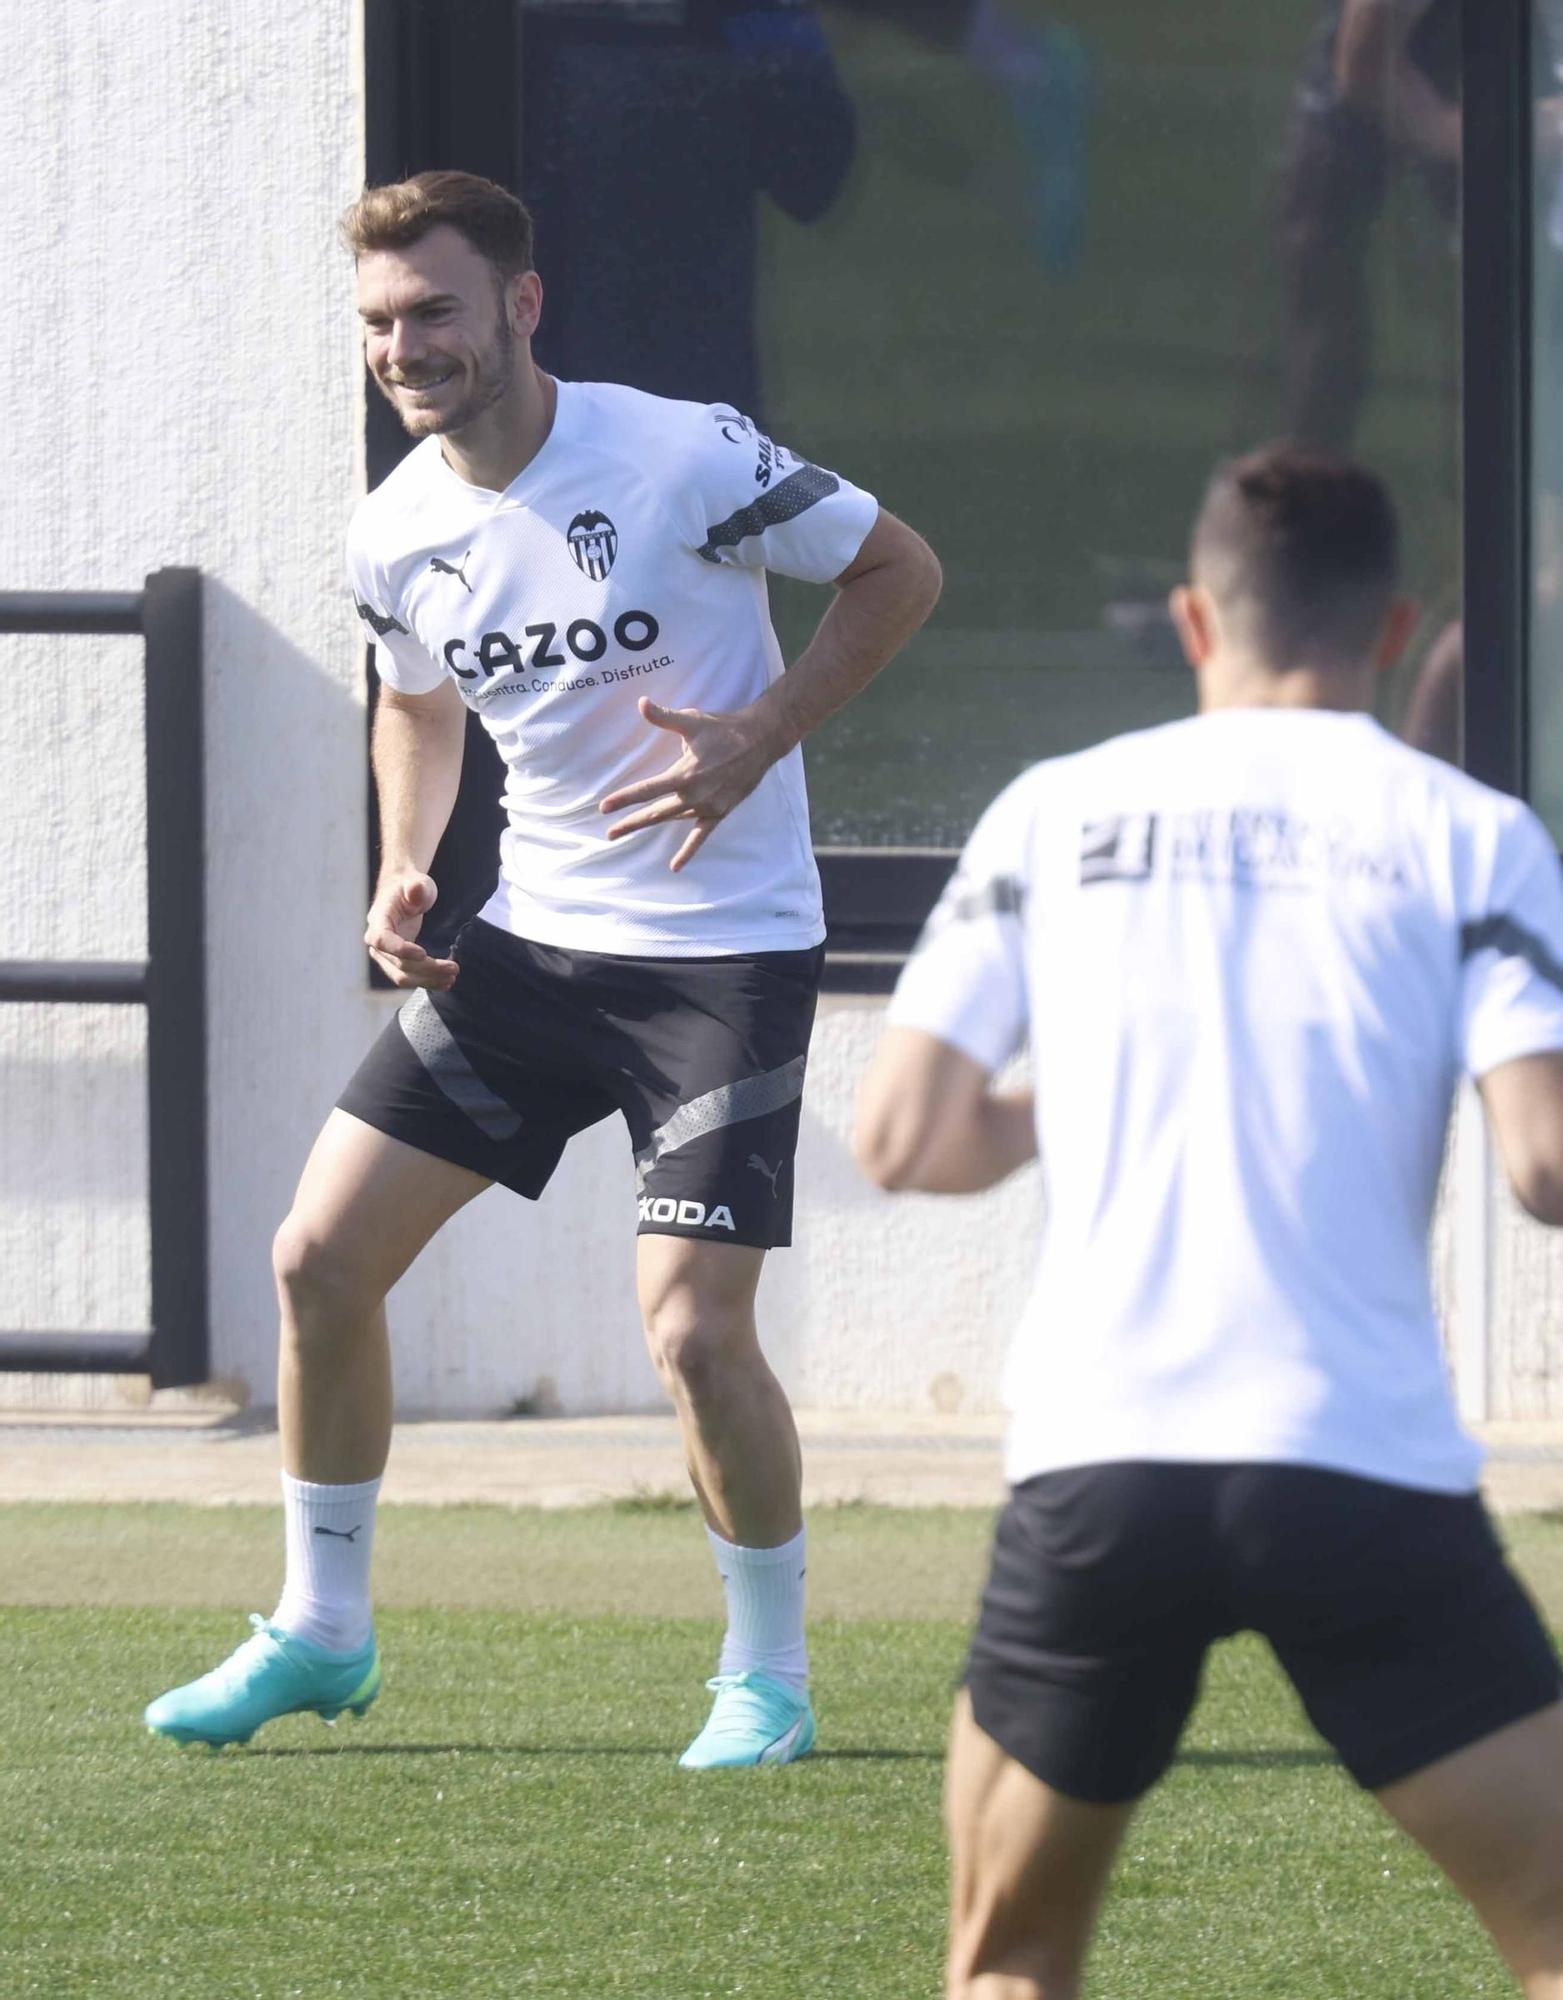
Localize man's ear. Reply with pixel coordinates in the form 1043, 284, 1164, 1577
510, 269, 543, 340
1169, 583, 1220, 672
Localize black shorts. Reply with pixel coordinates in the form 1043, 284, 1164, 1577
965, 1461, 1562, 1805
338, 918, 823, 1249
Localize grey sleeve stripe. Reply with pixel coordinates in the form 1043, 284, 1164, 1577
636, 1054, 807, 1187
354, 598, 409, 637
697, 465, 841, 564
910, 875, 1025, 957
398, 989, 523, 1142
948, 876, 1025, 923
1460, 913, 1563, 998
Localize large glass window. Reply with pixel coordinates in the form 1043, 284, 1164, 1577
762, 2, 1463, 840
368, 0, 1464, 926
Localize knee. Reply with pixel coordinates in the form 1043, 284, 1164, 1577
643, 1304, 727, 1400
271, 1216, 379, 1330
642, 1304, 731, 1398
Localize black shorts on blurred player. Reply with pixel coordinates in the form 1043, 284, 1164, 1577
965, 1460, 1562, 1804
338, 917, 822, 1249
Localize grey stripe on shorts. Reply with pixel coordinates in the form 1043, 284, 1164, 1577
398, 988, 523, 1142
635, 1054, 807, 1189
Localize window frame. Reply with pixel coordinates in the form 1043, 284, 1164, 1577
1462, 0, 1530, 798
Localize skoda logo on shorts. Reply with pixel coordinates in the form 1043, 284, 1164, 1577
567, 510, 618, 582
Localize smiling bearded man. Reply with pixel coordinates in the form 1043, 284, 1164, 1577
143, 169, 941, 1766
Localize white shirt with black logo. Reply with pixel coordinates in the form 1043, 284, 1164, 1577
347, 379, 878, 955
890, 709, 1563, 1494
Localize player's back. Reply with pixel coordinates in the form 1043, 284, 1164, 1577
910, 706, 1563, 1490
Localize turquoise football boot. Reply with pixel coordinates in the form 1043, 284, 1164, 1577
678, 1671, 816, 1769
144, 1616, 381, 1748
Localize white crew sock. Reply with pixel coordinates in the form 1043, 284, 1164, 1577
707, 1525, 808, 1692
272, 1473, 381, 1653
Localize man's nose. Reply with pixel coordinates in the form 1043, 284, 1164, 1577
386, 319, 425, 370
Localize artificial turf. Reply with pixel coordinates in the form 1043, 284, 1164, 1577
3, 1507, 1557, 1997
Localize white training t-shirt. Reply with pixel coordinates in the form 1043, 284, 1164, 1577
347, 380, 878, 955
890, 709, 1563, 1494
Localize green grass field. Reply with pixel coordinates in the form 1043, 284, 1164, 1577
3, 1504, 1558, 1998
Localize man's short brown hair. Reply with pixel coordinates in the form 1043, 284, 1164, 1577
340, 171, 535, 279
1191, 444, 1400, 671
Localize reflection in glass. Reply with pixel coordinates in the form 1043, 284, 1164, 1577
748, 2, 1462, 840
407, 1, 1465, 851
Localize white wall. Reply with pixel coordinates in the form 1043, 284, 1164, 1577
3, 3, 1557, 1421
3, 0, 364, 1400
378, 1001, 1037, 1417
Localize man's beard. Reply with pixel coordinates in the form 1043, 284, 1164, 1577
380, 310, 515, 439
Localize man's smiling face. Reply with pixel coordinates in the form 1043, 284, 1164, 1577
356, 224, 525, 441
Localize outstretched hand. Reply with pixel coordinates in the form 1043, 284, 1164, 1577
599, 696, 788, 872
364, 872, 459, 989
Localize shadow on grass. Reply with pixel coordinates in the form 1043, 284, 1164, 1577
246, 1741, 941, 1762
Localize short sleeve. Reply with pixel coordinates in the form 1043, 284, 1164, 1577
346, 524, 444, 695
887, 781, 1033, 1075
1461, 804, 1563, 1077
683, 406, 878, 582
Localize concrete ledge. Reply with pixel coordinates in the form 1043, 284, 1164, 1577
0, 1411, 1559, 1512
0, 1411, 1008, 1509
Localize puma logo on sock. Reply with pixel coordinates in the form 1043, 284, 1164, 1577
313, 1524, 362, 1542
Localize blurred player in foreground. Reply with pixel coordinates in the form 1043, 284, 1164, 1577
857, 446, 1563, 1998
144, 170, 940, 1767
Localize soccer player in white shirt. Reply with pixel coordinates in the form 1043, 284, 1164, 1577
857, 448, 1563, 1997
145, 170, 940, 1765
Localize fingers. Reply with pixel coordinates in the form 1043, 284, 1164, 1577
605, 796, 704, 842
364, 930, 459, 990
370, 952, 459, 990
600, 760, 690, 815
598, 701, 746, 865
669, 821, 715, 873
375, 872, 437, 918
640, 696, 701, 731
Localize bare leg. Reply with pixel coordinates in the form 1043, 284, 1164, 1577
273, 1110, 491, 1484
945, 1693, 1134, 2000
1376, 1701, 1563, 1998
636, 1234, 800, 1547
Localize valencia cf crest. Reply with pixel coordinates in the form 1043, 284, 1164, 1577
567, 510, 618, 581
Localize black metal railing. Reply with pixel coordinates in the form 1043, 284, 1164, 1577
0, 571, 208, 1386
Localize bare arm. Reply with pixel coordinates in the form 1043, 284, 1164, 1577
1335, 1, 1460, 163
365, 679, 468, 988
854, 1026, 1036, 1195
600, 508, 942, 870
757, 507, 944, 752
1478, 1052, 1563, 1225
